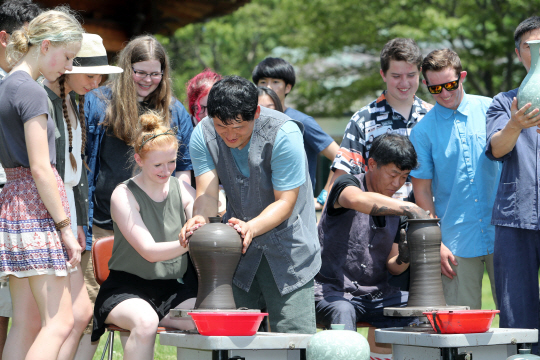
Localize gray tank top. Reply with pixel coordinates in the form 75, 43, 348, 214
109, 177, 187, 280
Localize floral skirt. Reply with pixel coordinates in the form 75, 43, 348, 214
0, 166, 71, 282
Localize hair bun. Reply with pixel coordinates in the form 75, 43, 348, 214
139, 110, 163, 132
6, 29, 30, 65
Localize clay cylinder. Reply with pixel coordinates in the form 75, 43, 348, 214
189, 217, 243, 310
406, 218, 447, 307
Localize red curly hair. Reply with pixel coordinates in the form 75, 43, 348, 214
186, 69, 222, 122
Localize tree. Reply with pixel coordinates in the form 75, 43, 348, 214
158, 0, 284, 104
163, 0, 537, 117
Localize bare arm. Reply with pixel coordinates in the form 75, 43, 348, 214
111, 184, 188, 263
229, 187, 300, 254
25, 115, 81, 266
490, 97, 540, 158
180, 169, 220, 243
314, 142, 339, 208
337, 186, 430, 219
179, 178, 196, 220
320, 168, 348, 214
386, 243, 409, 275
411, 177, 436, 218
320, 141, 339, 161
175, 170, 192, 185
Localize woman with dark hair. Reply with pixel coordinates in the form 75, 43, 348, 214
257, 86, 284, 112
186, 69, 222, 125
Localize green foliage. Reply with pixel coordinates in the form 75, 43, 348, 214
162, 0, 540, 117
158, 0, 284, 105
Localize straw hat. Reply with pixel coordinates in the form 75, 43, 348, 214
65, 33, 123, 74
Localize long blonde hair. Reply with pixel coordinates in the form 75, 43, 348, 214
6, 7, 83, 66
103, 35, 173, 145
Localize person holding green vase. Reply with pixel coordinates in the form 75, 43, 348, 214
486, 16, 540, 355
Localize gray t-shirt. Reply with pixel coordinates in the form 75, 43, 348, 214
0, 71, 54, 168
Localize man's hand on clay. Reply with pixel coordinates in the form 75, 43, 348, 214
228, 218, 254, 254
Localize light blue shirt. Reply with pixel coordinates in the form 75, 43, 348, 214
410, 92, 501, 258
190, 120, 306, 191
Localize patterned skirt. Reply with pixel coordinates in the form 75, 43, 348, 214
0, 166, 71, 282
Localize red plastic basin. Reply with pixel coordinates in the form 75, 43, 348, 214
188, 312, 268, 336
423, 310, 500, 334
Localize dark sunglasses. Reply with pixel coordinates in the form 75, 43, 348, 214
426, 78, 460, 94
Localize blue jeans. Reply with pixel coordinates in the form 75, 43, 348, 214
494, 226, 540, 354
315, 290, 417, 330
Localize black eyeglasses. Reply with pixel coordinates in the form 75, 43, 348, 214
132, 68, 163, 81
426, 78, 460, 94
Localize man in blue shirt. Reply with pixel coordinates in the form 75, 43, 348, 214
485, 16, 540, 354
182, 76, 321, 334
410, 49, 500, 310
252, 57, 339, 209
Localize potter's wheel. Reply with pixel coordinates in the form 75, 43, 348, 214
383, 218, 469, 332
384, 305, 469, 317
384, 305, 469, 332
170, 308, 261, 318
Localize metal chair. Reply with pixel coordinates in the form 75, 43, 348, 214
92, 236, 172, 360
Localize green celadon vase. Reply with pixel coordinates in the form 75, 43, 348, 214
506, 348, 540, 359
307, 326, 370, 360
518, 40, 540, 114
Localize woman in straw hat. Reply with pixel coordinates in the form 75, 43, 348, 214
0, 8, 83, 360
42, 33, 123, 360
84, 35, 193, 254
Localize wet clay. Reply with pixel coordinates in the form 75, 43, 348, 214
406, 218, 447, 307
189, 217, 243, 310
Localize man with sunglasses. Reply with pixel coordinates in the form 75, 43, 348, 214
485, 16, 540, 354
409, 49, 500, 311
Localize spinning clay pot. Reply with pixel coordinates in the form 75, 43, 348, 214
406, 218, 447, 308
189, 217, 243, 310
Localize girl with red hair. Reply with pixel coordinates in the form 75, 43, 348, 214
186, 69, 222, 125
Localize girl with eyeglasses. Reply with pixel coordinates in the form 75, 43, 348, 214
0, 9, 84, 360
85, 36, 193, 244
91, 111, 197, 359
82, 36, 194, 347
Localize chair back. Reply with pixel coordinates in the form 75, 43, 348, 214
92, 235, 115, 285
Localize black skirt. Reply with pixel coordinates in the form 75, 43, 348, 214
91, 255, 198, 342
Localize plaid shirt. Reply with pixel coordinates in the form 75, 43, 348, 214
332, 91, 433, 174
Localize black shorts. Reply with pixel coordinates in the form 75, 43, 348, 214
91, 256, 198, 342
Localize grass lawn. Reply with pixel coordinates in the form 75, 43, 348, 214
88, 270, 498, 359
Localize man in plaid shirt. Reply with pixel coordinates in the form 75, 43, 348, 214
331, 38, 432, 190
